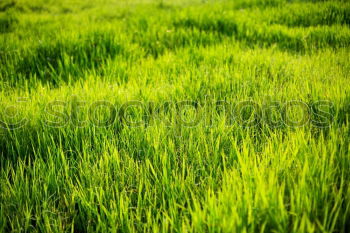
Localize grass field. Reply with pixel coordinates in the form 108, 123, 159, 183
1, 0, 350, 232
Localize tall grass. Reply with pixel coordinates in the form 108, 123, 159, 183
0, 0, 350, 232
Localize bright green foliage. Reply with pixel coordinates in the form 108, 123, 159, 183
0, 0, 350, 232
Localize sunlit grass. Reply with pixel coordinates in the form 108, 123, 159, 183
0, 0, 350, 232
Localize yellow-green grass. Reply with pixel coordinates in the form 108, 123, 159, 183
0, 0, 350, 232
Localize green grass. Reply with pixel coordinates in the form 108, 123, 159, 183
1, 0, 350, 232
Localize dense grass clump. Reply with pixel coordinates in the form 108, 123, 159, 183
0, 0, 350, 232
